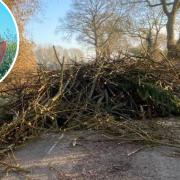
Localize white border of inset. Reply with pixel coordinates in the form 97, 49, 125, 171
0, 0, 20, 82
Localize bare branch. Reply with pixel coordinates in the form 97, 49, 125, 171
145, 0, 174, 8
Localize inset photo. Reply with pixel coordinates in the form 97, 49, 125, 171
0, 1, 19, 82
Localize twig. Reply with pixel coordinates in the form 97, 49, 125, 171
0, 161, 30, 174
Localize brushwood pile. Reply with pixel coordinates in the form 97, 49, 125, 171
0, 56, 179, 149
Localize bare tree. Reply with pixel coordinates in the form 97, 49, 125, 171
126, 5, 166, 57
68, 48, 84, 62
34, 45, 84, 70
145, 0, 180, 57
57, 0, 128, 59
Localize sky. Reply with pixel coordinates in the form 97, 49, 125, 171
0, 1, 17, 41
26, 0, 81, 49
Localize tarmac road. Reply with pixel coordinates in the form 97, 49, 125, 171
1, 127, 180, 180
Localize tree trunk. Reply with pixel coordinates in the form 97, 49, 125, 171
167, 14, 176, 48
152, 0, 180, 58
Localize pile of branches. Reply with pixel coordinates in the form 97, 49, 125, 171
0, 55, 180, 152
